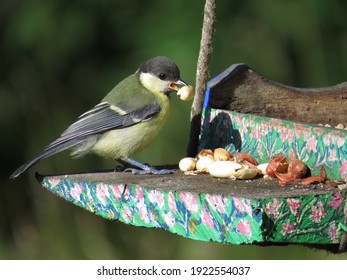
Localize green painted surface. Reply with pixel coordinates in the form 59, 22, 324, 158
41, 177, 264, 244
262, 194, 345, 244
40, 175, 347, 245
199, 108, 347, 181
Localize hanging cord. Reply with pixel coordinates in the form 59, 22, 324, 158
187, 0, 216, 157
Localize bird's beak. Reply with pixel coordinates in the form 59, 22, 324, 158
169, 79, 189, 91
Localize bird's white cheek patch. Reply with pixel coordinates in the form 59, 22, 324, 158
139, 72, 169, 94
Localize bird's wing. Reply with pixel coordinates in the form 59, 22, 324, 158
10, 100, 160, 179
46, 100, 160, 149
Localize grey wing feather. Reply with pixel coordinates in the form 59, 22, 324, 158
10, 101, 160, 178
47, 101, 160, 149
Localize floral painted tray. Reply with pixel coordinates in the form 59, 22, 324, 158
37, 63, 347, 252
38, 171, 346, 251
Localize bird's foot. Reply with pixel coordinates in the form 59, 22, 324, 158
117, 157, 174, 175
123, 166, 173, 175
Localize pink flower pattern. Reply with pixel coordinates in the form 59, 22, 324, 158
109, 185, 126, 201
310, 202, 327, 223
47, 172, 345, 245
137, 199, 150, 223
287, 198, 301, 216
163, 212, 175, 227
206, 195, 227, 214
70, 183, 83, 201
235, 115, 243, 126
328, 148, 338, 162
265, 198, 282, 219
96, 183, 110, 205
50, 178, 61, 188
233, 197, 253, 217
307, 136, 318, 153
201, 208, 214, 228
136, 187, 144, 200
328, 193, 344, 210
340, 158, 347, 179
281, 220, 296, 235
337, 135, 345, 148
327, 223, 339, 243
148, 190, 165, 209
237, 220, 252, 237
287, 129, 294, 142
179, 192, 199, 214
122, 205, 133, 223
294, 123, 304, 138
251, 125, 262, 141
281, 127, 294, 143
168, 192, 177, 213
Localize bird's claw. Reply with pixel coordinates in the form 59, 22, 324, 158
123, 167, 173, 175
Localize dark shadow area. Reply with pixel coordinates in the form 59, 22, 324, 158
199, 110, 242, 153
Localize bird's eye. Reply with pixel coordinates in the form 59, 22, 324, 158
159, 73, 166, 80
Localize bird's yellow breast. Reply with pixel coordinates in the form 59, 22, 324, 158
91, 99, 171, 159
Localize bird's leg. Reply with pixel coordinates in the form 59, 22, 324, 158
116, 157, 173, 175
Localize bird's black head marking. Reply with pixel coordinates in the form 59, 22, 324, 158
138, 56, 181, 82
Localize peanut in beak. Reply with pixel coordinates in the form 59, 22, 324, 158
169, 82, 180, 91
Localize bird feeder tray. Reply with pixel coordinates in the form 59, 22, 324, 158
37, 64, 347, 252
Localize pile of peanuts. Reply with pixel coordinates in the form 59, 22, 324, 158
179, 148, 265, 180
178, 148, 322, 186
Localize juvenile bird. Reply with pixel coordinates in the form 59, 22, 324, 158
11, 56, 187, 178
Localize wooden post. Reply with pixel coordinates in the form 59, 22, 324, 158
187, 0, 216, 157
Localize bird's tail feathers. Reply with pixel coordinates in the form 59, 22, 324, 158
10, 139, 82, 179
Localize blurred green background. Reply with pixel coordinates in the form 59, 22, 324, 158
1, 0, 347, 259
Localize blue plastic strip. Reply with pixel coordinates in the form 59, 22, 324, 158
203, 87, 211, 109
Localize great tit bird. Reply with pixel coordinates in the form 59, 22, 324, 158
11, 56, 188, 178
